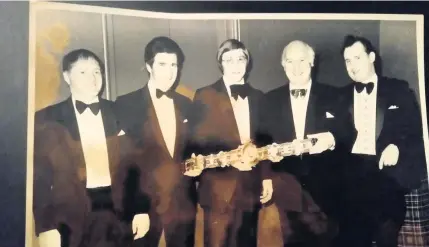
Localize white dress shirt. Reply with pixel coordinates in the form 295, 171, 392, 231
352, 74, 378, 155
72, 97, 111, 188
148, 80, 176, 158
223, 76, 251, 144
290, 80, 312, 140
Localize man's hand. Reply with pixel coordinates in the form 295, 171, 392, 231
132, 213, 150, 240
306, 132, 335, 154
184, 153, 204, 177
260, 179, 273, 204
38, 229, 61, 247
379, 144, 399, 170
267, 143, 284, 162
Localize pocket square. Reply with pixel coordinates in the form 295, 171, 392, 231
183, 119, 188, 123
388, 105, 399, 110
117, 130, 126, 136
326, 112, 335, 118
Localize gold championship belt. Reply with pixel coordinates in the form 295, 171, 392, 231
183, 138, 317, 173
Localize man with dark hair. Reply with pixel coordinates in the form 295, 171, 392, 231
33, 49, 150, 247
114, 36, 197, 247
335, 34, 427, 247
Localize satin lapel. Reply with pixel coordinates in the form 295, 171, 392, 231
57, 98, 87, 185
304, 84, 317, 136
248, 88, 259, 139
213, 80, 241, 144
59, 98, 81, 141
375, 79, 387, 140
346, 84, 355, 126
144, 87, 174, 157
281, 85, 296, 140
172, 96, 186, 162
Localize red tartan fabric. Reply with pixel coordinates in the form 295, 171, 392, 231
398, 177, 429, 247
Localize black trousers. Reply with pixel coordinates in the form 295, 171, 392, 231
59, 186, 134, 247
132, 206, 196, 247
334, 154, 406, 247
202, 206, 259, 247
276, 187, 338, 247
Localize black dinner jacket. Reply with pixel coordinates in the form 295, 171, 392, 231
186, 78, 272, 212
262, 81, 355, 213
113, 86, 198, 215
337, 76, 427, 191
32, 97, 147, 244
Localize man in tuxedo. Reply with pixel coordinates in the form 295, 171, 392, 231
33, 49, 150, 247
186, 39, 274, 247
335, 35, 427, 247
113, 36, 198, 247
263, 40, 352, 247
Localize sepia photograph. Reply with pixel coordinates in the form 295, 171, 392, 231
26, 2, 429, 247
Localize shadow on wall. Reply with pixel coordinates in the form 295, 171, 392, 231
35, 22, 70, 112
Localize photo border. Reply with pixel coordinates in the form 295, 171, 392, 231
26, 2, 429, 247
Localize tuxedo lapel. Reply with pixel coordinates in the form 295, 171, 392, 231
375, 79, 387, 140
55, 98, 87, 184
345, 84, 355, 126
172, 94, 186, 161
99, 99, 120, 176
59, 97, 81, 141
280, 85, 297, 140
304, 84, 317, 136
247, 87, 259, 138
142, 87, 170, 154
212, 79, 241, 144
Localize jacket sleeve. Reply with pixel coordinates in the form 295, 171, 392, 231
115, 136, 151, 220
381, 82, 427, 190
33, 115, 58, 236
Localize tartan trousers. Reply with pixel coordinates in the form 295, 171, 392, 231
397, 177, 429, 247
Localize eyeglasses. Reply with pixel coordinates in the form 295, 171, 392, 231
222, 57, 247, 65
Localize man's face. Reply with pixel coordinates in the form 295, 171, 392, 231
146, 52, 178, 92
343, 41, 376, 83
63, 57, 103, 101
221, 49, 247, 83
281, 43, 313, 86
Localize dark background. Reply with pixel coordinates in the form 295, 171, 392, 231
1, 2, 428, 246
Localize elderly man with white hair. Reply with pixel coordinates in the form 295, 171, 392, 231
261, 40, 354, 247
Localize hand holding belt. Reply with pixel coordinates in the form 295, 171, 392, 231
182, 138, 318, 173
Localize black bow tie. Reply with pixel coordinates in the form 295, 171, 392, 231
75, 100, 100, 115
290, 89, 307, 98
230, 84, 251, 100
156, 89, 174, 99
354, 82, 375, 94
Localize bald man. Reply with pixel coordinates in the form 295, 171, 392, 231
261, 40, 354, 247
